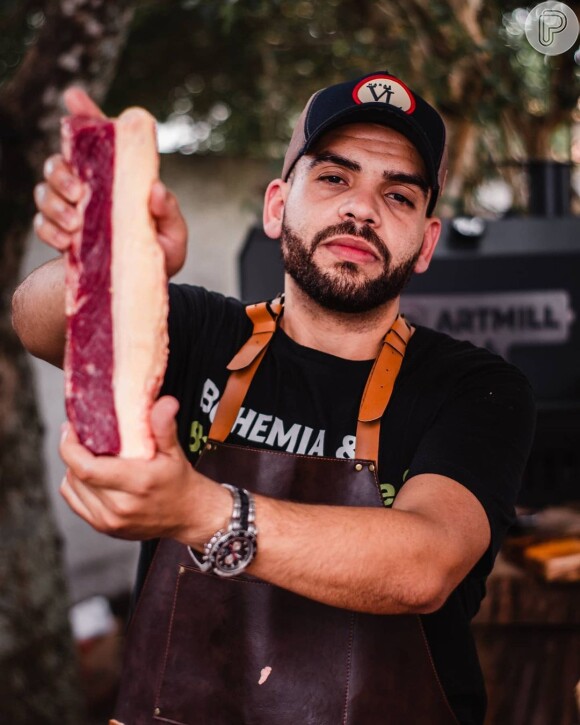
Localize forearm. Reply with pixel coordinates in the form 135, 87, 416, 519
247, 495, 450, 615
11, 257, 66, 367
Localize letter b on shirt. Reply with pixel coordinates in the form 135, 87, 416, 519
200, 378, 220, 414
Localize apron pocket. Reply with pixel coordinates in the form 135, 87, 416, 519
153, 564, 354, 725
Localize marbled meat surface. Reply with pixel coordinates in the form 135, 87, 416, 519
62, 116, 121, 455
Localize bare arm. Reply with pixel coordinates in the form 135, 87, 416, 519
59, 396, 491, 616
250, 472, 489, 614
11, 88, 188, 368
11, 257, 67, 367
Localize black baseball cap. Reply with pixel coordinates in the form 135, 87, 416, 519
282, 71, 448, 214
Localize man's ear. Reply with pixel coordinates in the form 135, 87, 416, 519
414, 217, 441, 274
263, 179, 288, 239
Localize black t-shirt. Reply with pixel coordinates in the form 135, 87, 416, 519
138, 283, 536, 725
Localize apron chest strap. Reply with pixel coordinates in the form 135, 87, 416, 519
208, 298, 411, 466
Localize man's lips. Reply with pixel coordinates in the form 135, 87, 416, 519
320, 236, 380, 263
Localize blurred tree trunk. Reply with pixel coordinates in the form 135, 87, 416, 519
0, 1, 134, 721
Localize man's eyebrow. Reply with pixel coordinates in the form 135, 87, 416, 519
384, 171, 429, 197
308, 154, 430, 196
308, 152, 361, 173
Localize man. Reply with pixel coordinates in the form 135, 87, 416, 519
12, 71, 535, 724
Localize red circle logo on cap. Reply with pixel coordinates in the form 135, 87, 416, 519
352, 74, 416, 114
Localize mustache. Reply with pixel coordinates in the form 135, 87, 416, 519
309, 220, 390, 264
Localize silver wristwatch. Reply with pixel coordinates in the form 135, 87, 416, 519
188, 484, 257, 577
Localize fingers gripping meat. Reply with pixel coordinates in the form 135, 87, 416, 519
61, 108, 168, 458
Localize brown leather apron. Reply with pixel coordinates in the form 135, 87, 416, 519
112, 300, 458, 725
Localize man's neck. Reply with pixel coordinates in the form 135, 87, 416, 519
279, 277, 400, 361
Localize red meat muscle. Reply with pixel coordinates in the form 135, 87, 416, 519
62, 109, 168, 458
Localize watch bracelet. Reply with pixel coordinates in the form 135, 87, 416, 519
187, 483, 257, 573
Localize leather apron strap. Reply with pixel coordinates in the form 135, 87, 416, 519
208, 297, 284, 442
355, 315, 412, 461
208, 298, 411, 465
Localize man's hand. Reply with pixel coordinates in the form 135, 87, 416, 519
33, 87, 188, 277
59, 396, 230, 545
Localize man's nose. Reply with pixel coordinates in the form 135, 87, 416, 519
337, 189, 379, 226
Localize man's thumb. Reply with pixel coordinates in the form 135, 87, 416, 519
151, 396, 180, 453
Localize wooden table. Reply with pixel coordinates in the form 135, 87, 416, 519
473, 554, 580, 725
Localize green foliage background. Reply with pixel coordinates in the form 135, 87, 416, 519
1, 0, 579, 212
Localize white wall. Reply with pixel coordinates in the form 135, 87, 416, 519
19, 154, 273, 603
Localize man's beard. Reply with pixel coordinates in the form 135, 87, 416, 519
280, 218, 421, 313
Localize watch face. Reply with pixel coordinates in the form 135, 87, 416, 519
213, 530, 257, 576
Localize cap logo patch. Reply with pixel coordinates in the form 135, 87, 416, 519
352, 74, 416, 114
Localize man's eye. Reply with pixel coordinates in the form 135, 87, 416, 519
387, 192, 414, 207
320, 175, 345, 185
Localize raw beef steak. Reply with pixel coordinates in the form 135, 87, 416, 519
62, 108, 168, 458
